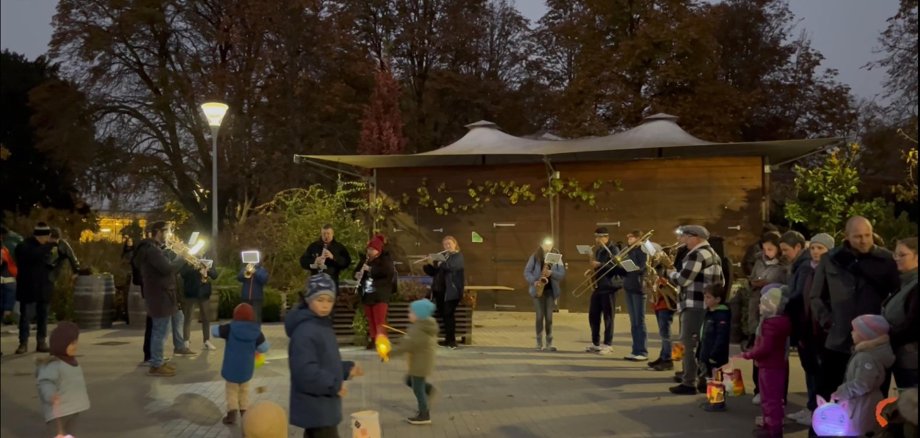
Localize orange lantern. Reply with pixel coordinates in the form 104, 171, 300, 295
375, 334, 392, 362
875, 396, 897, 428
672, 341, 685, 360
706, 369, 726, 411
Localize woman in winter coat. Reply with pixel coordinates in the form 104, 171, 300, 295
423, 235, 465, 349
356, 234, 397, 348
883, 237, 919, 389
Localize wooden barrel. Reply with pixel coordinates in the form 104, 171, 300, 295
127, 283, 146, 329
73, 274, 116, 330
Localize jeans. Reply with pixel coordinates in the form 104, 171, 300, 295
242, 298, 263, 324
588, 290, 615, 346
170, 310, 186, 350
656, 309, 674, 360
798, 340, 822, 411
364, 303, 389, 340
533, 293, 554, 344
624, 291, 648, 356
18, 301, 50, 345
0, 282, 15, 311
679, 308, 706, 387
150, 316, 170, 367
182, 298, 210, 344
406, 375, 433, 413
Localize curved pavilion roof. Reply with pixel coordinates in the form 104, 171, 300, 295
296, 113, 839, 169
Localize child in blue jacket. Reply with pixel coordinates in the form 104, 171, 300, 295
238, 263, 269, 323
286, 274, 364, 437
212, 302, 269, 425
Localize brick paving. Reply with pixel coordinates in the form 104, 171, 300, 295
1, 312, 813, 437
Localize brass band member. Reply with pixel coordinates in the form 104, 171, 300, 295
237, 260, 269, 324
613, 230, 649, 361
586, 227, 620, 355
524, 238, 566, 351
422, 236, 465, 349
300, 224, 352, 290
179, 255, 219, 351
649, 242, 689, 371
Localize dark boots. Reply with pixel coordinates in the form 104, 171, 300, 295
223, 409, 238, 425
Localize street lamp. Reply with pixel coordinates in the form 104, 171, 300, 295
201, 102, 229, 262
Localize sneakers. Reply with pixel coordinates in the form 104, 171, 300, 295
223, 409, 238, 425
652, 360, 674, 371
174, 347, 196, 355
407, 411, 431, 425
669, 384, 697, 395
15, 343, 27, 354
536, 336, 544, 351
148, 365, 176, 377
545, 345, 557, 352
204, 340, 217, 350
752, 393, 762, 405
624, 354, 648, 361
36, 340, 49, 353
786, 409, 812, 426
598, 345, 614, 355
585, 344, 601, 353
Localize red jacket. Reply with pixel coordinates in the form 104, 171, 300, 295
742, 315, 791, 369
1, 246, 17, 278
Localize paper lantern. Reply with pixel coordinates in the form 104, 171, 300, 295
375, 335, 391, 362
255, 352, 266, 369
876, 396, 897, 428
672, 342, 684, 360
812, 395, 857, 437
706, 373, 726, 411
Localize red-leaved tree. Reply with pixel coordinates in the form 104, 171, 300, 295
358, 66, 407, 155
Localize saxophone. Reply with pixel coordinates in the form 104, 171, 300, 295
534, 250, 558, 298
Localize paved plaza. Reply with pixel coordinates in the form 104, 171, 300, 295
1, 311, 814, 438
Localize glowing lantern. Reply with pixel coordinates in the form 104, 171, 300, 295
255, 352, 266, 369
375, 335, 391, 362
876, 396, 898, 428
672, 342, 684, 360
705, 369, 726, 411
812, 395, 857, 437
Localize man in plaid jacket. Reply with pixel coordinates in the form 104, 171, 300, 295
664, 225, 725, 395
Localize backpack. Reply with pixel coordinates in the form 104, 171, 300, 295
130, 243, 145, 287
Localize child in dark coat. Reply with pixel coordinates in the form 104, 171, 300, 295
737, 286, 791, 438
697, 285, 731, 394
212, 303, 270, 425
390, 299, 439, 425
286, 274, 364, 438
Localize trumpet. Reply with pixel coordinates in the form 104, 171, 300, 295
659, 242, 686, 269
243, 263, 256, 279
570, 230, 654, 298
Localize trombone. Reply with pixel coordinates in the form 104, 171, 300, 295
570, 230, 654, 298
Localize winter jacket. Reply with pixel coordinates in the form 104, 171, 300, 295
390, 317, 438, 377
592, 244, 621, 292
212, 321, 269, 384
356, 252, 397, 305
14, 237, 55, 304
784, 251, 812, 341
1, 245, 18, 279
180, 263, 218, 300
833, 335, 896, 436
300, 239, 352, 286
741, 314, 791, 369
523, 252, 566, 299
423, 252, 465, 302
698, 304, 731, 369
611, 246, 647, 294
285, 304, 355, 430
133, 239, 184, 318
883, 270, 919, 371
810, 243, 900, 354
238, 265, 269, 302
35, 357, 90, 422
49, 239, 80, 281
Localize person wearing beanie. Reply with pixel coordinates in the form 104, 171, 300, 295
237, 258, 269, 324
355, 234, 396, 349
285, 273, 364, 436
242, 400, 288, 438
809, 233, 835, 254
811, 216, 899, 404
14, 222, 57, 354
211, 303, 270, 425
390, 299, 439, 425
736, 284, 792, 438
830, 314, 895, 436
35, 321, 90, 436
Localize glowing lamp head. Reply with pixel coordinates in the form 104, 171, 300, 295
541, 237, 553, 252
375, 334, 392, 362
254, 352, 266, 369
201, 102, 229, 127
813, 396, 857, 436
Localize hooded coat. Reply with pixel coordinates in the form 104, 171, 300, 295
284, 304, 355, 430
834, 335, 896, 436
212, 320, 269, 384
390, 317, 438, 377
35, 357, 90, 422
14, 237, 55, 303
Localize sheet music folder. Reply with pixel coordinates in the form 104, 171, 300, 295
618, 259, 640, 273
576, 245, 593, 255
544, 253, 563, 265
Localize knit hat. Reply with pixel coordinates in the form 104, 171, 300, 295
367, 235, 385, 253
410, 299, 436, 320
242, 400, 288, 438
760, 285, 785, 317
49, 321, 80, 366
810, 233, 835, 250
851, 314, 889, 341
233, 303, 255, 321
680, 225, 710, 240
33, 222, 51, 236
305, 273, 336, 302
594, 227, 609, 237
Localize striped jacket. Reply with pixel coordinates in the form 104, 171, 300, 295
668, 242, 725, 311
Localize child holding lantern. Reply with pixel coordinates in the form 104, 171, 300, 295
389, 299, 439, 425
212, 303, 270, 425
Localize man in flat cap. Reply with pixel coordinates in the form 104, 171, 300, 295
585, 227, 621, 355
662, 225, 725, 395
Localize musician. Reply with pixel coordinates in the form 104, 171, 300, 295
355, 235, 396, 349
611, 230, 648, 361
662, 225, 725, 395
300, 224, 352, 290
524, 238, 566, 351
237, 260, 269, 324
422, 236, 465, 349
586, 227, 620, 355
179, 254, 219, 351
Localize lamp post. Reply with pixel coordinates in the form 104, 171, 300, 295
200, 102, 229, 262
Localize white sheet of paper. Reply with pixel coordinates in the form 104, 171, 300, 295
576, 245, 593, 255
241, 250, 260, 264
544, 253, 563, 265
429, 252, 448, 263
619, 259, 640, 272
200, 259, 213, 269
188, 231, 200, 245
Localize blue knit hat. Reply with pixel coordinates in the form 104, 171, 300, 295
410, 299, 436, 320
305, 273, 336, 301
